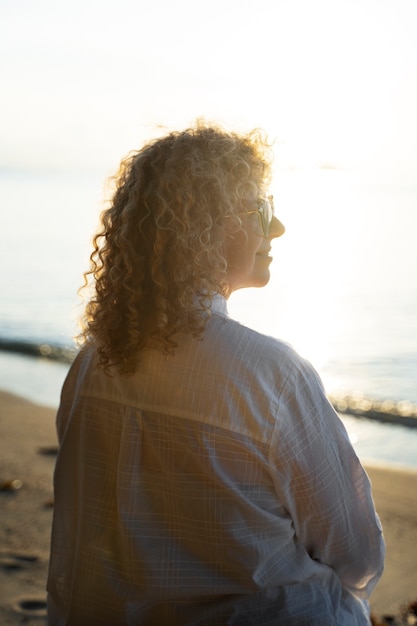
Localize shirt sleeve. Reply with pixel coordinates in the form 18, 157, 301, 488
269, 356, 385, 600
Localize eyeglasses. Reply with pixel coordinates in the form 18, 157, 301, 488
234, 195, 274, 237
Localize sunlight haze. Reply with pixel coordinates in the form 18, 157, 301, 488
1, 0, 417, 182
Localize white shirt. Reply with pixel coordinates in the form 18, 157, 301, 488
47, 295, 384, 625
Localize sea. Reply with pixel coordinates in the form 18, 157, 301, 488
1, 167, 416, 470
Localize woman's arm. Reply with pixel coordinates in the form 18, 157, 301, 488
270, 357, 385, 600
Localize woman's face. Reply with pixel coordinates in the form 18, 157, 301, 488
225, 205, 285, 292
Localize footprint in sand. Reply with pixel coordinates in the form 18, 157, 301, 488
0, 551, 39, 571
37, 445, 58, 456
0, 552, 47, 618
13, 597, 48, 619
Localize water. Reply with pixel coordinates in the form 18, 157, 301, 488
1, 168, 417, 469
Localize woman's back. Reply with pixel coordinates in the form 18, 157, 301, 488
48, 297, 382, 624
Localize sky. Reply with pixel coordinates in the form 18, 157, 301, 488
1, 0, 417, 182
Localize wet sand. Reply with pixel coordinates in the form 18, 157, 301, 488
1, 390, 416, 624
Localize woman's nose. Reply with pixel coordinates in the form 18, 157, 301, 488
268, 215, 285, 239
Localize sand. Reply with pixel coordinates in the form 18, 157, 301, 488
1, 390, 416, 625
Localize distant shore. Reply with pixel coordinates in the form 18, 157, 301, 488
1, 390, 417, 624
1, 341, 417, 429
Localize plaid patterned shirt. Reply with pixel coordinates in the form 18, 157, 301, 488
48, 295, 384, 625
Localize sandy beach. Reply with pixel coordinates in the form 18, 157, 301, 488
1, 390, 416, 625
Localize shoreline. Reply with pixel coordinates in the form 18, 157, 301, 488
1, 390, 417, 624
1, 343, 417, 430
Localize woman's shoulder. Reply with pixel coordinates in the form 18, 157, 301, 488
211, 313, 317, 382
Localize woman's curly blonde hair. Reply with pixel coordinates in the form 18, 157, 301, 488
79, 121, 272, 374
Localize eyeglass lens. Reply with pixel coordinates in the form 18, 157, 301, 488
259, 197, 273, 235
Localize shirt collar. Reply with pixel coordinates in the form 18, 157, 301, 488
210, 293, 229, 318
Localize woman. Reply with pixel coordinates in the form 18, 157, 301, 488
47, 122, 384, 625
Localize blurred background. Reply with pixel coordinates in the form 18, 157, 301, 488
1, 0, 416, 467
